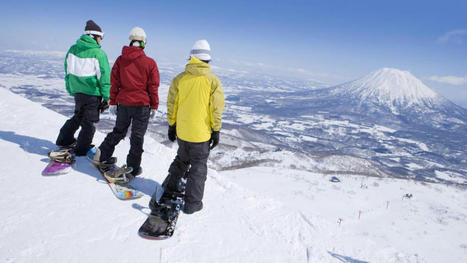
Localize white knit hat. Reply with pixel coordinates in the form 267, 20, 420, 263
129, 27, 146, 42
190, 39, 211, 61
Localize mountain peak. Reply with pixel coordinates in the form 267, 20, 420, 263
340, 68, 440, 108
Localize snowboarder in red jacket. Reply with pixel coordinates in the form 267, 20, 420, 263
93, 27, 160, 177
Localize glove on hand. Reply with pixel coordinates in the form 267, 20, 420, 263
109, 105, 117, 116
168, 125, 176, 142
150, 109, 157, 119
209, 131, 220, 150
99, 100, 109, 113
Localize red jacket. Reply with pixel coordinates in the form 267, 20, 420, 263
110, 46, 159, 109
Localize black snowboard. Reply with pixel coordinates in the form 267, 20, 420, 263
138, 190, 185, 240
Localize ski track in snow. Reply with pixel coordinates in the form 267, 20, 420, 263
0, 86, 467, 262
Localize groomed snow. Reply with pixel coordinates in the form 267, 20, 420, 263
1, 87, 466, 262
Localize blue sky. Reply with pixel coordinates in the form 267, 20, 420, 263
1, 0, 466, 106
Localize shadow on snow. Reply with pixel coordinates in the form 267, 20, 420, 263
0, 129, 160, 198
328, 251, 370, 263
0, 130, 56, 157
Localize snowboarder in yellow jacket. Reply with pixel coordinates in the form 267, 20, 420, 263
150, 39, 224, 214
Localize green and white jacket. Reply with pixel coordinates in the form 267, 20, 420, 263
64, 34, 111, 101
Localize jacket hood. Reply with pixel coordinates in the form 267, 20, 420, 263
121, 46, 145, 60
76, 34, 100, 49
185, 56, 211, 76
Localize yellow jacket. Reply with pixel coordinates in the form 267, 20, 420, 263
167, 56, 225, 143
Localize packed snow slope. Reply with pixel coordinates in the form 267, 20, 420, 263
1, 87, 467, 262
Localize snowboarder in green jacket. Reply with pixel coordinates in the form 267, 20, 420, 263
56, 20, 111, 156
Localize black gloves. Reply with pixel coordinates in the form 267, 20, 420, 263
99, 100, 109, 113
168, 125, 219, 149
209, 131, 220, 149
168, 125, 176, 142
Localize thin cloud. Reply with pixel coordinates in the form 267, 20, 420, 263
287, 67, 333, 79
224, 58, 341, 83
437, 29, 467, 44
429, 75, 467, 86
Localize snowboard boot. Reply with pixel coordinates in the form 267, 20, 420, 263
75, 144, 95, 156
92, 148, 116, 167
128, 166, 143, 178
182, 201, 203, 215
99, 157, 117, 167
57, 139, 77, 150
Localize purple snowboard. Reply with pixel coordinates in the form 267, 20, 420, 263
42, 161, 72, 175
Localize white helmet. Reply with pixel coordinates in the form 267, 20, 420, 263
190, 39, 211, 61
129, 27, 146, 42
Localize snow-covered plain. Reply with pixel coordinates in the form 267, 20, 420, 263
2, 50, 466, 184
1, 82, 466, 262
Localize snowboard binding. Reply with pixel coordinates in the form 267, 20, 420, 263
48, 149, 75, 164
139, 190, 185, 239
139, 174, 187, 240
101, 164, 133, 184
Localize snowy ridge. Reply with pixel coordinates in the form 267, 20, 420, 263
338, 68, 440, 108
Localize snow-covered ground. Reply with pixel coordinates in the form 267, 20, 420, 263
1, 87, 467, 262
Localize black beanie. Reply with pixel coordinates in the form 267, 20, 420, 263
84, 20, 103, 37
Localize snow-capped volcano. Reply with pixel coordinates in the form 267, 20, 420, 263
337, 68, 440, 109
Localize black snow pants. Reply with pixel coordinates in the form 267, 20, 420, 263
56, 93, 101, 156
150, 138, 210, 213
98, 105, 150, 171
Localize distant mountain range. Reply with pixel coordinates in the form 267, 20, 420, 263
310, 69, 467, 181
219, 66, 466, 184
329, 68, 466, 128
0, 50, 465, 185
